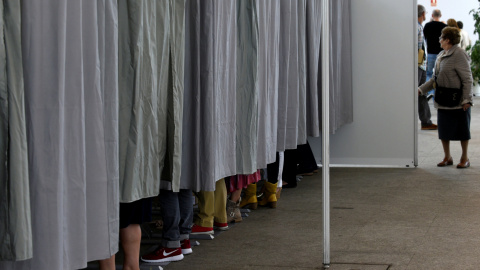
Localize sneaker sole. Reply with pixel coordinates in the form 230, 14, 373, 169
141, 254, 184, 263
190, 231, 214, 235
182, 248, 192, 255
214, 226, 229, 231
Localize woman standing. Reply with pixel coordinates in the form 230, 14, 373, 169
419, 26, 474, 168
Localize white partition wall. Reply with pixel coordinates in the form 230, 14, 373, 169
311, 0, 417, 167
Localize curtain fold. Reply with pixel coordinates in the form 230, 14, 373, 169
0, 0, 31, 262
118, 0, 185, 199
255, 0, 280, 168
316, 0, 353, 134
182, 0, 237, 192
235, 0, 259, 175
329, 0, 353, 133
0, 1, 120, 269
305, 0, 322, 137
277, 0, 307, 151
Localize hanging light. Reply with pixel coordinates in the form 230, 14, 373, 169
431, 0, 437, 7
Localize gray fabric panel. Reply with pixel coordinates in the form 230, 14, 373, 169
0, 1, 119, 268
167, 0, 185, 192
278, 0, 307, 151
182, 0, 237, 192
305, 0, 322, 137
235, 0, 258, 175
214, 0, 237, 180
276, 0, 292, 152
296, 0, 307, 146
182, 0, 218, 192
84, 0, 120, 260
284, 0, 299, 150
256, 0, 280, 168
329, 0, 353, 133
118, 0, 161, 202
0, 0, 32, 261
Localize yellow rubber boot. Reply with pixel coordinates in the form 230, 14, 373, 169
239, 183, 258, 210
258, 181, 277, 208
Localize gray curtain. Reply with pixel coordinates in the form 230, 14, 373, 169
182, 0, 237, 192
277, 0, 308, 152
0, 1, 120, 269
256, 0, 280, 168
329, 0, 353, 133
0, 1, 31, 262
305, 0, 322, 137
306, 0, 353, 136
235, 0, 259, 175
118, 0, 185, 199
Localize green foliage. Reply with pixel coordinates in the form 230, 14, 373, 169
470, 2, 480, 84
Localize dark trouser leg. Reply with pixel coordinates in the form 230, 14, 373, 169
297, 141, 318, 173
178, 189, 194, 240
418, 67, 433, 126
267, 152, 280, 184
159, 189, 181, 248
282, 149, 298, 187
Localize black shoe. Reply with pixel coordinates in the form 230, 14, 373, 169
282, 183, 297, 189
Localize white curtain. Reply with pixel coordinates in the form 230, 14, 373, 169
0, 1, 120, 269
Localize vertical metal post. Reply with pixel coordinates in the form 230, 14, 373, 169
414, 0, 419, 167
321, 0, 331, 268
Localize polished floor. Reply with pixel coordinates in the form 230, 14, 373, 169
88, 98, 480, 270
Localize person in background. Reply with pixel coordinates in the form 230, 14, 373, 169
418, 27, 474, 169
458, 21, 472, 51
417, 5, 437, 130
423, 9, 447, 82
446, 18, 459, 28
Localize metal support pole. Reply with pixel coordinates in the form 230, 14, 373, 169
321, 0, 330, 268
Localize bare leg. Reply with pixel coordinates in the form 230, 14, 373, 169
99, 255, 116, 270
441, 140, 451, 160
460, 140, 469, 162
230, 189, 242, 203
121, 224, 141, 270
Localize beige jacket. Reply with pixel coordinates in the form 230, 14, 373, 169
419, 45, 473, 109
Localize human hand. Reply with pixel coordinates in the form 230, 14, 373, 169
418, 88, 422, 95
463, 103, 472, 111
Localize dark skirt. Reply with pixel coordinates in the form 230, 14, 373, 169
119, 197, 153, 229
438, 108, 471, 141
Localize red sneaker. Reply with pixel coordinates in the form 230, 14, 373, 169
213, 222, 229, 231
181, 239, 192, 255
141, 247, 184, 263
190, 224, 214, 235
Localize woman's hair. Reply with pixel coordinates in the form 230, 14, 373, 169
447, 18, 459, 28
441, 27, 461, 45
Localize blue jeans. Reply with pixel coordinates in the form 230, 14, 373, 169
426, 53, 438, 82
159, 189, 194, 248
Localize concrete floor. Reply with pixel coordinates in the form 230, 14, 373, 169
163, 99, 480, 270
86, 98, 480, 270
